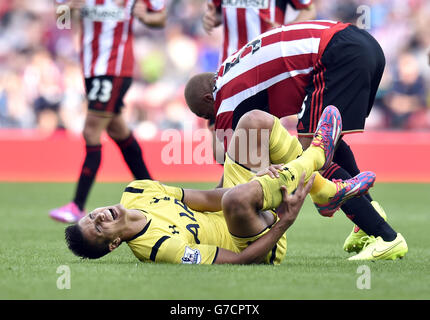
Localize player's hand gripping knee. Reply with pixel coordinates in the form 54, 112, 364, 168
276, 173, 315, 224
255, 164, 284, 179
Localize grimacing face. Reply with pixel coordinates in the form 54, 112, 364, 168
78, 204, 128, 247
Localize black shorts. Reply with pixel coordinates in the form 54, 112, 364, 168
297, 25, 385, 136
84, 76, 132, 114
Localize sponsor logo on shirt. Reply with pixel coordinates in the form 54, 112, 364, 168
81, 5, 127, 22
222, 0, 269, 9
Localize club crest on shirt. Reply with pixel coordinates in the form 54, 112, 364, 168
181, 246, 202, 264
222, 0, 269, 9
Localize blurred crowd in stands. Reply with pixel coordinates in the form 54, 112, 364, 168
0, 0, 429, 138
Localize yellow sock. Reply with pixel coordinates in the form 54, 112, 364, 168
283, 146, 324, 182
255, 146, 336, 210
254, 166, 299, 210
255, 169, 338, 210
309, 173, 337, 204
256, 116, 336, 210
284, 147, 338, 205
269, 117, 303, 164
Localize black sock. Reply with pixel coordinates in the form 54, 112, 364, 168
323, 163, 397, 241
333, 139, 373, 202
115, 134, 152, 180
73, 144, 102, 211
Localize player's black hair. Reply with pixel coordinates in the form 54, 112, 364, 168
65, 224, 110, 259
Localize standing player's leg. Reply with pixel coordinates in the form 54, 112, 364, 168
73, 113, 111, 212
50, 75, 151, 223
104, 77, 152, 180
107, 114, 151, 180
329, 140, 395, 252
327, 39, 395, 251
297, 25, 402, 254
50, 111, 111, 223
50, 75, 117, 223
322, 26, 398, 251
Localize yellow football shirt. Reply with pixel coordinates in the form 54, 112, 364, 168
121, 180, 239, 264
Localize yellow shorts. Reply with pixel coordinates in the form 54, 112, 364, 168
222, 153, 255, 188
222, 153, 287, 265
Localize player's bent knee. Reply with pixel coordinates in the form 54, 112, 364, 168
221, 187, 251, 219
107, 127, 127, 142
237, 110, 274, 131
82, 126, 102, 145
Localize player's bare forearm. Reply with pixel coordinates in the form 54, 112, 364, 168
140, 10, 166, 28
133, 1, 167, 28
214, 173, 313, 265
69, 6, 83, 51
203, 2, 222, 34
182, 188, 229, 212
293, 4, 316, 22
214, 218, 293, 264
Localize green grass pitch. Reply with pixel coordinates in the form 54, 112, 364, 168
0, 181, 429, 300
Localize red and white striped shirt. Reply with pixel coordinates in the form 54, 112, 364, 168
213, 20, 349, 149
211, 0, 313, 63
80, 0, 165, 78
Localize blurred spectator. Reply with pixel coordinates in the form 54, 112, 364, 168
383, 51, 428, 129
25, 48, 64, 134
0, 0, 429, 132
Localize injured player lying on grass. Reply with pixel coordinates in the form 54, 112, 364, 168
64, 107, 405, 264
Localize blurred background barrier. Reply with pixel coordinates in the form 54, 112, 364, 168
1, 130, 429, 183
